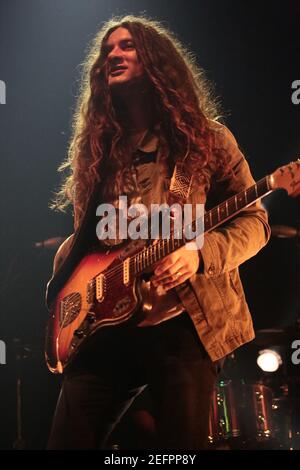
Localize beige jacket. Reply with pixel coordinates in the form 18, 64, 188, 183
47, 121, 270, 361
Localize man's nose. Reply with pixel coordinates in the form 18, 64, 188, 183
108, 46, 123, 62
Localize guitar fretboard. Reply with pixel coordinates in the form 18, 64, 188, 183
203, 177, 270, 232
128, 176, 271, 276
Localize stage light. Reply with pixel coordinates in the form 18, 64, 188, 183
257, 349, 282, 372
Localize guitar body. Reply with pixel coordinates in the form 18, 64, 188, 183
45, 240, 146, 373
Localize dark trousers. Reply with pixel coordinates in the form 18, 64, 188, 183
47, 312, 217, 450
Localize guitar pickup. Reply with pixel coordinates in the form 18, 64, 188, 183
123, 258, 130, 285
95, 274, 105, 302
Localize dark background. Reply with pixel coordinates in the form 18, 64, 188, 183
0, 0, 299, 449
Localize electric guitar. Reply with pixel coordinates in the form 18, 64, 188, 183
45, 160, 300, 373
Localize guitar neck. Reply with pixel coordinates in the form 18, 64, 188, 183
129, 175, 272, 276
203, 175, 271, 232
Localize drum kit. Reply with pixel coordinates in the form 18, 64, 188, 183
208, 326, 300, 450
208, 225, 300, 450
109, 324, 300, 450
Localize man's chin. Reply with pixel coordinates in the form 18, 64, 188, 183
109, 77, 130, 89
109, 75, 147, 94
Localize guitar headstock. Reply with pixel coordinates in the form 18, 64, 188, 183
270, 159, 300, 197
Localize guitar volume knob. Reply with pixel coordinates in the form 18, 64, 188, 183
87, 312, 96, 323
74, 329, 84, 338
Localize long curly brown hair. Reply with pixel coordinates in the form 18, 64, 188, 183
52, 15, 227, 229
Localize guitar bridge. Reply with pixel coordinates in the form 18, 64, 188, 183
86, 278, 96, 304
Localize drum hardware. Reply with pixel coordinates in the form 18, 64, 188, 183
208, 379, 241, 444
208, 320, 300, 450
208, 380, 276, 449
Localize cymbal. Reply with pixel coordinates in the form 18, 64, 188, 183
254, 327, 300, 347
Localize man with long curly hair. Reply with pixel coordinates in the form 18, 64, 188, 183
47, 15, 270, 449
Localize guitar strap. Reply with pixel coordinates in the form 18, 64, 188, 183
167, 161, 193, 206
167, 162, 196, 299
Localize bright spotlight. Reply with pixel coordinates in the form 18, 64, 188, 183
257, 349, 282, 372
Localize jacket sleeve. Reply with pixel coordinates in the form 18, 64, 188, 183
200, 124, 271, 277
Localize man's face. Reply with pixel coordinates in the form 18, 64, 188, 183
105, 27, 145, 88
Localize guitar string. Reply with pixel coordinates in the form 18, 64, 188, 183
88, 238, 185, 297
104, 237, 183, 282
94, 181, 264, 281
88, 180, 266, 292
92, 213, 252, 292
60, 180, 267, 314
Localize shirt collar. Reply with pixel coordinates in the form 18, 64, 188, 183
135, 127, 159, 153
